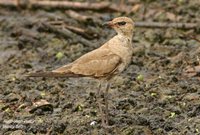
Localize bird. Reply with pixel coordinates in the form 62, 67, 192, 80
28, 16, 135, 128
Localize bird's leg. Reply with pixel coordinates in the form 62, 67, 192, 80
96, 80, 106, 126
97, 81, 114, 134
104, 82, 110, 125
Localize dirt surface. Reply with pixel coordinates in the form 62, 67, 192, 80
1, 0, 200, 135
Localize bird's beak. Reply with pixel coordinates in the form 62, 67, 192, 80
102, 21, 115, 27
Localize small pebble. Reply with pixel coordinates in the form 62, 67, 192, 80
90, 121, 97, 126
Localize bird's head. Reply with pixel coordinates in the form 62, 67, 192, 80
103, 17, 134, 37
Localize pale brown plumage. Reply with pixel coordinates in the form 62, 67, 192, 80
28, 17, 134, 79
28, 17, 135, 128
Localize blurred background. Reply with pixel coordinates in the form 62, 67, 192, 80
1, 0, 200, 134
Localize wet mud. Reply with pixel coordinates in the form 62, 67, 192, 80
1, 0, 200, 134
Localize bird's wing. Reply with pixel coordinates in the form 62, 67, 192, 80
53, 48, 122, 77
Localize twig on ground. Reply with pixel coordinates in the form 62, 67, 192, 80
0, 0, 131, 13
65, 10, 102, 27
48, 20, 98, 39
181, 32, 200, 43
64, 25, 95, 39
187, 35, 200, 43
0, 0, 18, 6
31, 1, 110, 10
65, 11, 199, 30
65, 10, 94, 22
135, 21, 199, 29
37, 22, 93, 47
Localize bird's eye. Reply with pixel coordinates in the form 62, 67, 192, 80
117, 21, 126, 26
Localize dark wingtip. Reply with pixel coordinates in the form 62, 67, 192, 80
26, 72, 82, 78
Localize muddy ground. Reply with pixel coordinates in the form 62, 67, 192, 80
1, 0, 200, 135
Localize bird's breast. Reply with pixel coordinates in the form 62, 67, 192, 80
107, 37, 133, 72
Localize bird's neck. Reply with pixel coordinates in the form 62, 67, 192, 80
117, 33, 133, 44
117, 32, 133, 42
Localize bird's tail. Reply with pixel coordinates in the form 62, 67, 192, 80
27, 72, 81, 78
